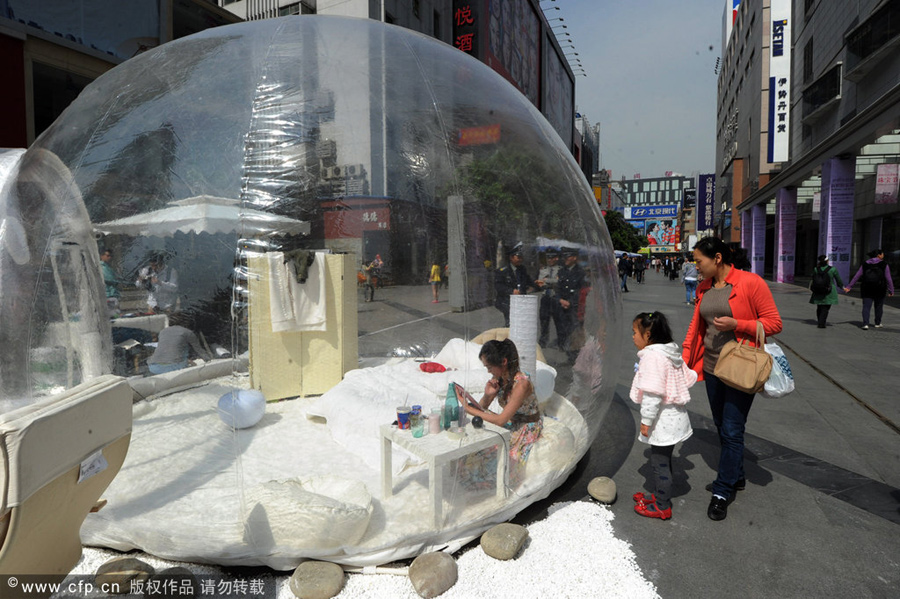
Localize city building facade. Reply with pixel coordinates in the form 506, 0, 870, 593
717, 0, 900, 284
0, 0, 240, 148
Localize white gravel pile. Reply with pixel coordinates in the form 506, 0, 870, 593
65, 501, 659, 599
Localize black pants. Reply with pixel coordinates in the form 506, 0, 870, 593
816, 304, 831, 327
650, 444, 675, 510
539, 295, 561, 347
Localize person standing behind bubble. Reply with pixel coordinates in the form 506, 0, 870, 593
99, 248, 123, 314
136, 253, 179, 313
538, 249, 561, 348
682, 236, 782, 522
843, 248, 894, 330
809, 255, 843, 328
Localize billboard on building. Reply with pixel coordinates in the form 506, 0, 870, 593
767, 0, 791, 163
624, 205, 679, 220
875, 163, 899, 204
683, 188, 697, 208
542, 32, 574, 149
697, 174, 715, 230
484, 0, 541, 106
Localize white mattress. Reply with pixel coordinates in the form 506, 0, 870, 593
81, 344, 589, 569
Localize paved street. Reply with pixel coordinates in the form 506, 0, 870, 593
534, 268, 900, 599
357, 268, 900, 598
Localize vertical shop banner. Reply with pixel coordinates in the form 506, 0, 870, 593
767, 0, 791, 163
751, 204, 766, 275
697, 174, 715, 230
875, 163, 899, 204
823, 157, 855, 281
452, 1, 481, 58
776, 188, 797, 283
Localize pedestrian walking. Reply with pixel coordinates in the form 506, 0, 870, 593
682, 237, 782, 521
655, 257, 661, 273
843, 249, 894, 329
680, 256, 698, 305
634, 256, 646, 284
429, 259, 441, 303
629, 311, 695, 520
809, 255, 843, 328
363, 259, 376, 302
618, 255, 632, 292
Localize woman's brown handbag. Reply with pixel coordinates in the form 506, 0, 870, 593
713, 321, 773, 394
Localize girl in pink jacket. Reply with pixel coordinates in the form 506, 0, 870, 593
630, 311, 697, 520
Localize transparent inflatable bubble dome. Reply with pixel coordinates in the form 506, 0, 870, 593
0, 16, 621, 567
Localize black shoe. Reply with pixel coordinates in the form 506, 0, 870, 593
817, 324, 826, 328
708, 496, 729, 521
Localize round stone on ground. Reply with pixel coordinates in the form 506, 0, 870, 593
95, 557, 155, 592
588, 476, 617, 503
408, 552, 458, 598
289, 561, 345, 599
480, 522, 529, 560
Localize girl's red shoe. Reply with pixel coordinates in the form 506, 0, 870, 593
634, 500, 671, 520
632, 492, 656, 504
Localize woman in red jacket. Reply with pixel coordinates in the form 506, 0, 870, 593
682, 237, 782, 521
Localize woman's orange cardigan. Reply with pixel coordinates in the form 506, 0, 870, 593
682, 267, 783, 380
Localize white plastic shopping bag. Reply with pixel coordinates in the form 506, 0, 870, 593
762, 342, 794, 398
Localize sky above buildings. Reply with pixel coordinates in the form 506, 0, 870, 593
555, 0, 726, 179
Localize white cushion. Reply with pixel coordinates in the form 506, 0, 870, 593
245, 476, 373, 553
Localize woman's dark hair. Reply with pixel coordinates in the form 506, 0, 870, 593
693, 237, 733, 266
633, 312, 674, 345
817, 254, 829, 267
479, 339, 520, 375
867, 248, 884, 258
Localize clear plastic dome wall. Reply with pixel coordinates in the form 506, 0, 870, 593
2, 17, 621, 567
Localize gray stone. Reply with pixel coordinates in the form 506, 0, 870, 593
145, 567, 199, 598
480, 523, 529, 560
289, 561, 345, 599
588, 476, 617, 503
94, 557, 155, 593
408, 552, 458, 598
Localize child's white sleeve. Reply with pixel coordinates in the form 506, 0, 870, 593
640, 392, 663, 427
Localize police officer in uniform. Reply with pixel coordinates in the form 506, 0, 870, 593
494, 242, 537, 327
538, 248, 561, 347
556, 247, 585, 357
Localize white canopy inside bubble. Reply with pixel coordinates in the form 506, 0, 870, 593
94, 195, 311, 238
1, 16, 622, 568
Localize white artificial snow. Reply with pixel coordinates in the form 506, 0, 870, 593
64, 501, 658, 599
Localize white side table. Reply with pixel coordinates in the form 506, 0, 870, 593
380, 423, 511, 528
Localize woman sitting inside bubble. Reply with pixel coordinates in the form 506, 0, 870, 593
462, 339, 543, 485
147, 312, 212, 374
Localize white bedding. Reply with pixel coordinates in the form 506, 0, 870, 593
81, 340, 588, 569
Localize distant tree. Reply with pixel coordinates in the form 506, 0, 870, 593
603, 210, 644, 252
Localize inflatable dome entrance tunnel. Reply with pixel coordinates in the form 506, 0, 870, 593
0, 16, 621, 568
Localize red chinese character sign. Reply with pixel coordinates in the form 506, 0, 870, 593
452, 1, 480, 58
